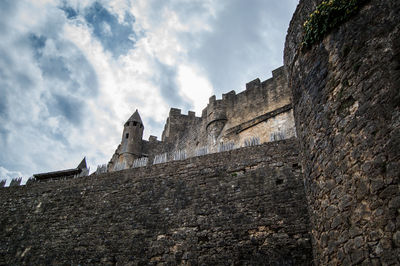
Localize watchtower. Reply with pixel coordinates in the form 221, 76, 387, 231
120, 109, 144, 158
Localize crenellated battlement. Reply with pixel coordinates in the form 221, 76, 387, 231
169, 107, 182, 116
168, 107, 201, 120
163, 66, 288, 135
146, 65, 294, 158
108, 65, 294, 171
245, 78, 261, 90
201, 66, 287, 118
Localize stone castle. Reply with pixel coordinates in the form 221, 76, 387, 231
107, 66, 296, 172
0, 0, 399, 265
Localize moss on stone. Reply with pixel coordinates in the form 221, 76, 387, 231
302, 0, 369, 49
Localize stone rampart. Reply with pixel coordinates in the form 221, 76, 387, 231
285, 0, 400, 264
156, 66, 296, 156
0, 139, 312, 265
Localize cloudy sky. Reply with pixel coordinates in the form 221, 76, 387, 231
0, 0, 298, 184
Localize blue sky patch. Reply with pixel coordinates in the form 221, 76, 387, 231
58, 2, 138, 57
59, 3, 78, 19
28, 34, 47, 59
40, 56, 71, 81
49, 93, 84, 125
84, 2, 137, 57
0, 96, 7, 119
153, 59, 192, 112
28, 33, 99, 97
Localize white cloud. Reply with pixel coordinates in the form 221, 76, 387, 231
177, 64, 213, 114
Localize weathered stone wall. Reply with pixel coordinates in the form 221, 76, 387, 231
0, 139, 312, 265
219, 67, 295, 147
223, 67, 291, 130
159, 108, 204, 155
154, 67, 296, 156
224, 108, 296, 146
285, 0, 400, 264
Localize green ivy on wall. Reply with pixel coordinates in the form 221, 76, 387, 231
302, 0, 369, 49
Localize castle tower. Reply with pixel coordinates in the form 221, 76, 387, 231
121, 109, 144, 158
108, 109, 144, 170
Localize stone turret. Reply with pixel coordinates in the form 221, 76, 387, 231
206, 96, 227, 146
121, 109, 144, 157
108, 110, 144, 171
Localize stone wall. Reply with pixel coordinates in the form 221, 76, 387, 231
223, 67, 291, 131
0, 139, 312, 265
107, 66, 296, 171
153, 66, 296, 157
159, 108, 204, 155
285, 0, 400, 264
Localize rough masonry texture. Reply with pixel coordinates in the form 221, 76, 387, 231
1, 0, 399, 264
284, 0, 400, 264
0, 139, 312, 265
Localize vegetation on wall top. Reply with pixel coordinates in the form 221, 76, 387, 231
301, 0, 369, 49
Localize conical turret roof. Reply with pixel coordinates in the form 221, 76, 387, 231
77, 157, 87, 170
126, 109, 143, 124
